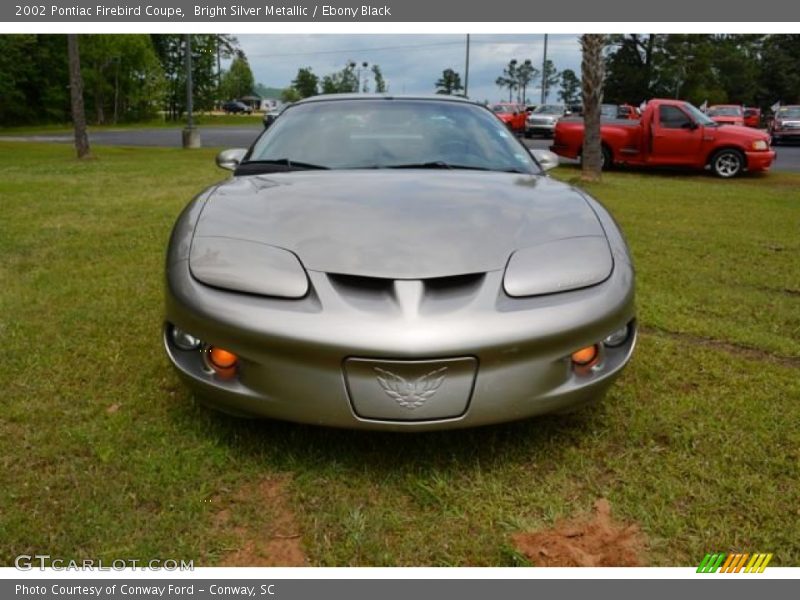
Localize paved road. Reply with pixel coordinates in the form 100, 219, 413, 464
4, 126, 800, 172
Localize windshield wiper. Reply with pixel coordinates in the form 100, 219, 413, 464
386, 162, 526, 173
237, 158, 329, 173
387, 161, 454, 169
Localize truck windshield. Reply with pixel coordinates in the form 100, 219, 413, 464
708, 106, 742, 116
533, 105, 564, 115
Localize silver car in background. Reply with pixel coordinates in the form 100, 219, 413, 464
525, 104, 567, 137
164, 95, 636, 431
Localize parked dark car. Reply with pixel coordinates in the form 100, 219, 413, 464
222, 100, 252, 115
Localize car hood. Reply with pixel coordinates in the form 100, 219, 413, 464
194, 170, 607, 279
710, 124, 769, 141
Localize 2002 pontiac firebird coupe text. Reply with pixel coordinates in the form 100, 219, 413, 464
164, 95, 636, 431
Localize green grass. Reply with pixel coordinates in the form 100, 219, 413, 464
1, 144, 798, 567
0, 114, 263, 136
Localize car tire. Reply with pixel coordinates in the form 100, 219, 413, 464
710, 148, 745, 178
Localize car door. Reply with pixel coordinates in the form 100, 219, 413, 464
651, 105, 703, 164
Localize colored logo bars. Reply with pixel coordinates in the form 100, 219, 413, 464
697, 553, 773, 573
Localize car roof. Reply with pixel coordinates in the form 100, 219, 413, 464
294, 93, 480, 106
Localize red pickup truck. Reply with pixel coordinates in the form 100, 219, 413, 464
551, 99, 775, 177
491, 102, 527, 134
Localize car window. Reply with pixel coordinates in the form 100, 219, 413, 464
659, 105, 693, 129
248, 99, 539, 173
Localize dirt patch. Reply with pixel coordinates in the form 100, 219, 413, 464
214, 475, 307, 567
511, 499, 646, 567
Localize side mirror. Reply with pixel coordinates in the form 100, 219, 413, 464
530, 149, 560, 172
216, 148, 247, 171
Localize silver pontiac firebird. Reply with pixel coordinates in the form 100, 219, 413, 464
164, 95, 636, 430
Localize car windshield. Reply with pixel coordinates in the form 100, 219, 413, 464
682, 102, 717, 126
708, 106, 742, 116
491, 104, 514, 114
533, 105, 563, 115
246, 99, 539, 174
777, 107, 800, 118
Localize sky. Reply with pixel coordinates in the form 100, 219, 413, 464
236, 34, 582, 104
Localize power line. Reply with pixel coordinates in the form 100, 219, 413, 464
247, 40, 464, 58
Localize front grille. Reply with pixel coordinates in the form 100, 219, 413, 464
326, 272, 486, 314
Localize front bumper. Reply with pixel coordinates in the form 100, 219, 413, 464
746, 149, 777, 171
164, 262, 636, 431
771, 129, 800, 142
526, 120, 557, 135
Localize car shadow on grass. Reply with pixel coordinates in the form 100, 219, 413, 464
173, 388, 609, 476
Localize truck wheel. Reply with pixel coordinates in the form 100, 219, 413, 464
601, 146, 612, 170
710, 149, 745, 178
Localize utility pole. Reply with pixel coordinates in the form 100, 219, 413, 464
216, 36, 222, 108
183, 34, 200, 148
541, 33, 549, 104
464, 34, 470, 98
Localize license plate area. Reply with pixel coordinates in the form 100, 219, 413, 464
344, 357, 477, 422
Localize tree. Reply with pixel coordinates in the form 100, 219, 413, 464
580, 34, 606, 182
516, 59, 538, 104
280, 87, 301, 103
540, 59, 559, 103
151, 34, 237, 119
0, 35, 70, 126
435, 68, 464, 95
291, 67, 318, 98
80, 35, 165, 124
759, 35, 800, 104
372, 64, 387, 93
604, 34, 660, 105
495, 59, 519, 102
221, 55, 255, 100
320, 62, 359, 94
67, 34, 90, 159
558, 69, 581, 106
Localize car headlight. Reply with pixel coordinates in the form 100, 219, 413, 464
752, 140, 769, 151
189, 237, 309, 298
504, 237, 613, 297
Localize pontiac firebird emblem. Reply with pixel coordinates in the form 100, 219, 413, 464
374, 367, 448, 410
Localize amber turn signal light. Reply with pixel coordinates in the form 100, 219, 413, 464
571, 345, 599, 366
208, 346, 239, 376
